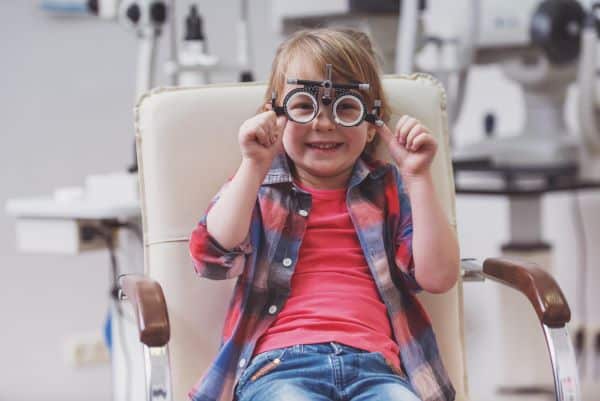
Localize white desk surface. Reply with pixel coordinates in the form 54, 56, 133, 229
5, 196, 140, 220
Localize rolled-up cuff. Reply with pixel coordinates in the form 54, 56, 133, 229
190, 223, 252, 280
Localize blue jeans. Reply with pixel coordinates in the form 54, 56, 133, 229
235, 342, 421, 401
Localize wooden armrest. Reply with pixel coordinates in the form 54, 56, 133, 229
483, 257, 571, 328
119, 274, 170, 347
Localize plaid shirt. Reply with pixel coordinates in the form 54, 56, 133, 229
188, 153, 455, 401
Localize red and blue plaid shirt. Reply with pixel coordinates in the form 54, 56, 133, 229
188, 153, 455, 401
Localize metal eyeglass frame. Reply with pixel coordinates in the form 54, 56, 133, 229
271, 64, 384, 127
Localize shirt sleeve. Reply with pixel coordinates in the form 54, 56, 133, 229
391, 166, 421, 292
189, 181, 254, 280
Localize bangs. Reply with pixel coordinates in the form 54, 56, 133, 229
274, 35, 375, 103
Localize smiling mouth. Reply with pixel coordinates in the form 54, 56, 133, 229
306, 142, 343, 150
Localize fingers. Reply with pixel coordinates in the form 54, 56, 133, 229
396, 116, 418, 145
410, 132, 437, 152
259, 112, 286, 148
405, 124, 422, 150
396, 115, 433, 150
254, 126, 271, 147
374, 116, 431, 151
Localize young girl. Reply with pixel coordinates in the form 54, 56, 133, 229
189, 28, 459, 401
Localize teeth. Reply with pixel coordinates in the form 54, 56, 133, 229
310, 143, 339, 149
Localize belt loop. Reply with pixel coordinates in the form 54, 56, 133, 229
330, 342, 342, 355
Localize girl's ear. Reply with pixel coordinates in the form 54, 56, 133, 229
367, 127, 376, 142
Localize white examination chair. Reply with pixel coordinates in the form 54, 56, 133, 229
120, 75, 579, 401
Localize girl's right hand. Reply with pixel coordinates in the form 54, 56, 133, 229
238, 109, 287, 171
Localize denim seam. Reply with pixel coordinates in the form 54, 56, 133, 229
329, 355, 343, 390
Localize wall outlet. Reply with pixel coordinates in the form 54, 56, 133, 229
64, 332, 110, 367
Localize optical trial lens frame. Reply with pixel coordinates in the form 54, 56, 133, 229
271, 64, 383, 126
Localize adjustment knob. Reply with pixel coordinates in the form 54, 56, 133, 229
126, 3, 141, 24
530, 0, 585, 64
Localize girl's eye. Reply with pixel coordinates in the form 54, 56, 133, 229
290, 102, 313, 110
339, 102, 359, 110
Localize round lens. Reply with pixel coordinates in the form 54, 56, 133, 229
333, 94, 365, 127
285, 91, 318, 124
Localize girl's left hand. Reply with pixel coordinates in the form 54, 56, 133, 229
375, 115, 437, 177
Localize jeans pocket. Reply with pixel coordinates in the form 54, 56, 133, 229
367, 352, 408, 381
235, 349, 287, 396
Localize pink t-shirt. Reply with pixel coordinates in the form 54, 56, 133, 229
254, 182, 401, 369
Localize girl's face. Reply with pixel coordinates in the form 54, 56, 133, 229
281, 59, 374, 190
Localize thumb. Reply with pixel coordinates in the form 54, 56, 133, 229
275, 115, 287, 136
272, 116, 287, 151
374, 120, 394, 143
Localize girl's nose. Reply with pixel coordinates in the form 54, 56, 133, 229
312, 107, 336, 131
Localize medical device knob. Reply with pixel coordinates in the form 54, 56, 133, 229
185, 5, 204, 41
530, 0, 585, 65
149, 1, 167, 24
125, 3, 140, 23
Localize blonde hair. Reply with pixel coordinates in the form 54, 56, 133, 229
263, 28, 390, 154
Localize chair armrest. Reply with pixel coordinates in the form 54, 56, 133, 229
482, 257, 571, 328
119, 274, 170, 347
461, 257, 580, 400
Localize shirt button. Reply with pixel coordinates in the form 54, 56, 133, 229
268, 305, 278, 314
298, 209, 308, 217
282, 258, 293, 267
239, 358, 247, 368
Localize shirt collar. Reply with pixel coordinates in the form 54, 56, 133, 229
261, 152, 390, 187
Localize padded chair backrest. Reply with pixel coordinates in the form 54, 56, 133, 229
135, 75, 468, 401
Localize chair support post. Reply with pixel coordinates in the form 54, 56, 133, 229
144, 346, 172, 401
543, 326, 581, 401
